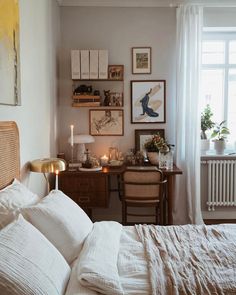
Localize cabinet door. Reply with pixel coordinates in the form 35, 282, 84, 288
59, 173, 109, 208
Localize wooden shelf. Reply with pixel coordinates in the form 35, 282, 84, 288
72, 78, 123, 82
72, 95, 100, 99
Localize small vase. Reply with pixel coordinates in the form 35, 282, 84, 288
159, 150, 174, 170
147, 152, 159, 165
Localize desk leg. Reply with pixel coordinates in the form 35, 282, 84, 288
166, 175, 175, 225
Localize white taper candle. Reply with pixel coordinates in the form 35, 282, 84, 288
70, 125, 74, 146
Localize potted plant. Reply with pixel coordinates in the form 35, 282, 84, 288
211, 120, 230, 154
201, 104, 215, 154
144, 133, 170, 165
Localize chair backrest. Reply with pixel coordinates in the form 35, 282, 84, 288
123, 169, 164, 202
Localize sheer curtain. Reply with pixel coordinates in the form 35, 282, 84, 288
173, 5, 203, 225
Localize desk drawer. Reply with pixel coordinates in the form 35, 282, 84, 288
59, 172, 109, 208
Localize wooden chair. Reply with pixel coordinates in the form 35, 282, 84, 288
122, 168, 167, 225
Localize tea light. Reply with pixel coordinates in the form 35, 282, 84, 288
100, 155, 108, 166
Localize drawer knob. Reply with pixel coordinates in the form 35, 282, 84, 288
79, 196, 90, 203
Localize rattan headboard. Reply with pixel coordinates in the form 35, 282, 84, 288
0, 121, 20, 190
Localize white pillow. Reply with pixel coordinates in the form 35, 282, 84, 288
0, 214, 71, 295
0, 178, 40, 228
22, 190, 93, 264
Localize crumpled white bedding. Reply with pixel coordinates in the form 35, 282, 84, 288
65, 222, 149, 295
65, 222, 236, 295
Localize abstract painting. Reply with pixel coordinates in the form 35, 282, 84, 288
131, 80, 166, 123
0, 0, 20, 105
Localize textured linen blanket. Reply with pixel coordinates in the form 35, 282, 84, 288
135, 224, 236, 295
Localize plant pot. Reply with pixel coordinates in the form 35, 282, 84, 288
201, 139, 210, 154
213, 140, 225, 155
147, 152, 159, 165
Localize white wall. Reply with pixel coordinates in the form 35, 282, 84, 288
0, 0, 60, 196
58, 6, 177, 159
204, 8, 236, 27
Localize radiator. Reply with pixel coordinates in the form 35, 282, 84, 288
205, 160, 236, 211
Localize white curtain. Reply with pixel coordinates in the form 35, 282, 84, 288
174, 5, 204, 225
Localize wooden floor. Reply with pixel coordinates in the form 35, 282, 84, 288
204, 219, 236, 225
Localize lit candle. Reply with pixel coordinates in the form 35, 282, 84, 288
100, 154, 108, 166
70, 125, 74, 147
55, 170, 59, 190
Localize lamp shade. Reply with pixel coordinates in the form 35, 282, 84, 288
68, 134, 95, 144
30, 158, 66, 173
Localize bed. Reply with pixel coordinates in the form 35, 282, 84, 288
1, 121, 236, 295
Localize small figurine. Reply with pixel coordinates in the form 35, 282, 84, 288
103, 90, 111, 106
82, 149, 92, 169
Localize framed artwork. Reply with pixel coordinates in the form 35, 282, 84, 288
135, 129, 165, 153
131, 80, 166, 123
89, 109, 124, 136
0, 0, 21, 105
108, 65, 124, 81
132, 47, 151, 74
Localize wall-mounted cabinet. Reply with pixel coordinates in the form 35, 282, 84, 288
71, 66, 124, 108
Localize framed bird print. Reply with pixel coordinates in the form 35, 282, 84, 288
130, 80, 166, 123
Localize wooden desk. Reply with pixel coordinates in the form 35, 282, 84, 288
58, 164, 182, 224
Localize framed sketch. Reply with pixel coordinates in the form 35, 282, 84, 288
108, 65, 124, 81
131, 80, 166, 123
135, 129, 165, 153
132, 47, 151, 74
0, 0, 21, 105
89, 109, 124, 136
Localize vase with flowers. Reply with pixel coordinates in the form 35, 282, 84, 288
144, 133, 171, 166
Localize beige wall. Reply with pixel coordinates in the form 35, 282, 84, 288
58, 6, 177, 160
0, 0, 60, 196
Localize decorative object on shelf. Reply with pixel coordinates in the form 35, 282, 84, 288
100, 155, 109, 166
108, 65, 124, 80
103, 90, 111, 106
30, 158, 66, 193
71, 50, 80, 79
89, 109, 124, 136
144, 132, 170, 165
201, 104, 215, 154
99, 49, 108, 79
73, 84, 93, 95
130, 80, 166, 123
80, 49, 90, 79
89, 49, 99, 79
211, 120, 230, 155
132, 47, 151, 74
0, 0, 21, 106
68, 134, 95, 163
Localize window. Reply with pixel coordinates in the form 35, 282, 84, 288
202, 31, 236, 146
